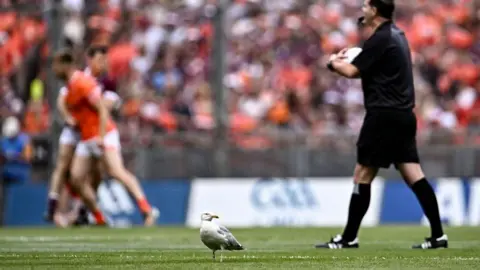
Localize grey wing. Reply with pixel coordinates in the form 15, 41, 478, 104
217, 225, 244, 251
218, 225, 231, 234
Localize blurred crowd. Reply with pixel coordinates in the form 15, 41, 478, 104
1, 0, 479, 148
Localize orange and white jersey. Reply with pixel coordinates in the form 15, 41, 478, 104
58, 68, 120, 146
64, 70, 116, 141
60, 68, 121, 107
84, 68, 121, 107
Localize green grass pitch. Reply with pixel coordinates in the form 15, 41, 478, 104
0, 226, 479, 269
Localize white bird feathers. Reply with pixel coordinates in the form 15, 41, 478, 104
199, 212, 244, 262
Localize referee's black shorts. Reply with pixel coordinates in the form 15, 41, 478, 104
356, 108, 420, 169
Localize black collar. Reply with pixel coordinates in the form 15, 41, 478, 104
375, 20, 393, 32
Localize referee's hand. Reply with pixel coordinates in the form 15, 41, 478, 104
327, 53, 340, 71
328, 54, 338, 62
337, 48, 349, 59
327, 49, 349, 71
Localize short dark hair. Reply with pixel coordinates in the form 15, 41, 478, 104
370, 0, 395, 19
87, 45, 108, 58
54, 49, 75, 64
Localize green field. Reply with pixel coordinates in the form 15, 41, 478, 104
0, 226, 479, 269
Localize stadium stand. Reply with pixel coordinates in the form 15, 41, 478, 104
1, 0, 479, 148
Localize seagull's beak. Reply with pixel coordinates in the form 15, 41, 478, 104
211, 215, 219, 219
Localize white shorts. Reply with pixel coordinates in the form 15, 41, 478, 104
59, 126, 80, 146
75, 129, 121, 157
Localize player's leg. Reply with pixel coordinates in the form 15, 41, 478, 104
90, 157, 104, 192
70, 142, 107, 225
100, 130, 158, 226
45, 130, 76, 221
103, 150, 159, 226
66, 180, 90, 226
68, 157, 105, 226
74, 158, 103, 226
53, 185, 76, 228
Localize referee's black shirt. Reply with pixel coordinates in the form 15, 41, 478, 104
351, 20, 415, 111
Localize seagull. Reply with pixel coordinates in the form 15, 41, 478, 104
199, 212, 244, 262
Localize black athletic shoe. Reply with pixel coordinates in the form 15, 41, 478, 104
73, 207, 90, 226
315, 234, 359, 249
412, 235, 448, 249
44, 198, 58, 222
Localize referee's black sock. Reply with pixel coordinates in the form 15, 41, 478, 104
411, 178, 444, 238
342, 183, 371, 242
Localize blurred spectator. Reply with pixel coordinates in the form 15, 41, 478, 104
1, 116, 32, 184
0, 76, 23, 120
5, 0, 480, 149
22, 99, 50, 135
191, 82, 214, 130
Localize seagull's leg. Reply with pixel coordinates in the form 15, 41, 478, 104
212, 250, 215, 261
220, 247, 223, 262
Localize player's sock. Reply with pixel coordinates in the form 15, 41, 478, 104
411, 178, 444, 238
342, 183, 371, 241
46, 192, 59, 220
93, 210, 106, 225
137, 198, 152, 214
49, 192, 59, 199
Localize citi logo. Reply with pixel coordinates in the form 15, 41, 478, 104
250, 178, 318, 210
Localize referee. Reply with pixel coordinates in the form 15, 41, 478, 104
315, 0, 447, 249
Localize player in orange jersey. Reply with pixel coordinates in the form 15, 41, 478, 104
45, 46, 118, 224
52, 49, 158, 226
46, 46, 120, 226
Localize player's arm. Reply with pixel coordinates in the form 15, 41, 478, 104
102, 91, 122, 112
81, 77, 108, 139
87, 86, 108, 139
57, 87, 76, 126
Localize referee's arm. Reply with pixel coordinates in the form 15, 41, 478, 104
328, 31, 389, 79
328, 58, 360, 78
